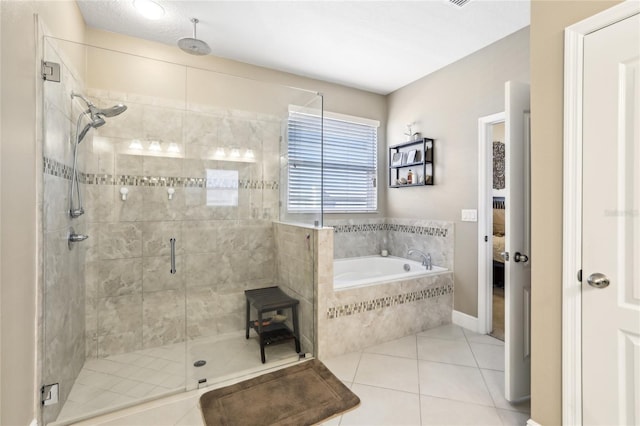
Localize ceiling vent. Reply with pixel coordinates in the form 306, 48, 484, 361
449, 0, 472, 7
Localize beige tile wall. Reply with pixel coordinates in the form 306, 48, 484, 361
78, 90, 283, 358
327, 218, 454, 270
273, 222, 317, 355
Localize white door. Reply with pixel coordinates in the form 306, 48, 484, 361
582, 13, 640, 425
504, 81, 531, 402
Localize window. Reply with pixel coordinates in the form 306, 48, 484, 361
287, 107, 379, 213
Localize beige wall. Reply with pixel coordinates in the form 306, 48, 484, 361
386, 28, 530, 316
85, 29, 386, 122
0, 6, 39, 422
1, 1, 87, 424
529, 1, 621, 424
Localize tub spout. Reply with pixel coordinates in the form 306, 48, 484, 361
407, 249, 432, 270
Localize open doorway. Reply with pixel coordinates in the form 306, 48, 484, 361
490, 122, 506, 341
477, 112, 505, 337
478, 81, 532, 403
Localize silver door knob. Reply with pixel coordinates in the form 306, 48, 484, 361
514, 252, 529, 263
500, 252, 509, 261
587, 273, 610, 289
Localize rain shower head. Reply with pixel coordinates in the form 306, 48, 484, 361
178, 18, 211, 56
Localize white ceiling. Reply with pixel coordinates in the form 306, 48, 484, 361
77, 0, 530, 95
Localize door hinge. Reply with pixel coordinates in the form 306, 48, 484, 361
577, 269, 582, 282
41, 383, 59, 406
484, 235, 488, 242
42, 61, 61, 82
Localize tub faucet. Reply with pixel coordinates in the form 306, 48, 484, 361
407, 249, 432, 270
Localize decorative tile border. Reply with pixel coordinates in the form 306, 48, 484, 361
43, 156, 278, 189
332, 223, 448, 237
44, 157, 74, 180
326, 283, 453, 319
332, 224, 384, 233
388, 224, 449, 237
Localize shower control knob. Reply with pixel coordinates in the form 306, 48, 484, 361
68, 227, 89, 250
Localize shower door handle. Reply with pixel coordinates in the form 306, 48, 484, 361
170, 238, 176, 274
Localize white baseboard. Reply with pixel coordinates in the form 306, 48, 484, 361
526, 419, 541, 426
452, 310, 479, 332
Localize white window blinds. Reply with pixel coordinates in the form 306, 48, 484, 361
287, 108, 378, 213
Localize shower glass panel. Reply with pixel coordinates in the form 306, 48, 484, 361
41, 35, 321, 425
41, 36, 189, 424
183, 67, 320, 389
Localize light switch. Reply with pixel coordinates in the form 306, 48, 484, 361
461, 209, 478, 222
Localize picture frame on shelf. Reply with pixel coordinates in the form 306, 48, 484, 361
406, 149, 417, 164
425, 143, 433, 162
391, 152, 403, 167
401, 152, 408, 165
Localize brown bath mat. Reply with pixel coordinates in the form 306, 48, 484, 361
199, 359, 360, 425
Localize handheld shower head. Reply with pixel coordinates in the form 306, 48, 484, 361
77, 115, 105, 144
69, 93, 128, 220
71, 93, 127, 144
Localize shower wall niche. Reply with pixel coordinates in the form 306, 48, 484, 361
41, 37, 320, 424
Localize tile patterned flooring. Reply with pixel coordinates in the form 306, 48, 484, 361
71, 324, 530, 426
57, 331, 300, 424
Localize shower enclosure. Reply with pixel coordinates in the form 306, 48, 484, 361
40, 35, 322, 425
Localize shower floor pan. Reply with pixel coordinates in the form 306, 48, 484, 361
53, 331, 301, 424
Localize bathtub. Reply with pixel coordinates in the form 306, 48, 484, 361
334, 255, 448, 290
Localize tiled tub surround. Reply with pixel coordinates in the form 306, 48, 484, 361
386, 218, 454, 271
42, 38, 90, 424
328, 218, 454, 271
316, 219, 454, 359
329, 218, 386, 259
319, 270, 454, 359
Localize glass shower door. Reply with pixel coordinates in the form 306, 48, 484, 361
41, 38, 189, 424
182, 67, 321, 390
